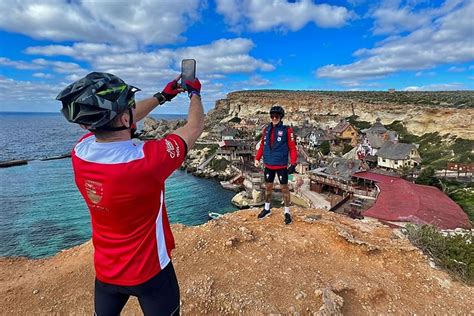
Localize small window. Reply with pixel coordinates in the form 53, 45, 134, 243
395, 160, 398, 164
382, 159, 386, 163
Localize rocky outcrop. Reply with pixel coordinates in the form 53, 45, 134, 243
139, 117, 186, 139
216, 91, 474, 139
2, 208, 473, 314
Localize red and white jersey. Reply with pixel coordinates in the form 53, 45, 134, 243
71, 133, 187, 286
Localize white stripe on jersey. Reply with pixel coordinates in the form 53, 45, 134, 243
74, 135, 145, 164
156, 190, 170, 269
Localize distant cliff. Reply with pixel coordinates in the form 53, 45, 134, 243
209, 91, 474, 140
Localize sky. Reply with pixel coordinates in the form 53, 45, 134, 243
0, 0, 473, 114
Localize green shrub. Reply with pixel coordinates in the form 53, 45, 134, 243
210, 157, 230, 172
405, 224, 474, 285
342, 144, 354, 155
320, 140, 330, 156
440, 179, 474, 221
228, 116, 242, 123
206, 144, 219, 156
346, 115, 371, 130
416, 167, 438, 186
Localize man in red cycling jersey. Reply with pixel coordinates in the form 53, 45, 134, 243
57, 72, 204, 315
255, 106, 297, 225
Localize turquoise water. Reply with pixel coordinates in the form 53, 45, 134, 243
0, 113, 237, 258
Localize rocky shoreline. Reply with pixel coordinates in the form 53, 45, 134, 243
140, 116, 237, 181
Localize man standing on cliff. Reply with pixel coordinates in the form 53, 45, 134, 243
57, 72, 204, 315
255, 105, 297, 225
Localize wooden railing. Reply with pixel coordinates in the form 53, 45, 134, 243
311, 175, 377, 197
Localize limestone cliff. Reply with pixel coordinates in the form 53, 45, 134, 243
213, 91, 474, 140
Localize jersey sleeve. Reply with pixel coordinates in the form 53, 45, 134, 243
145, 134, 188, 182
287, 127, 298, 165
255, 127, 266, 161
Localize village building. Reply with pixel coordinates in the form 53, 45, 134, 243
377, 142, 421, 170
307, 129, 335, 149
209, 124, 227, 140
359, 118, 398, 156
221, 127, 239, 141
354, 172, 471, 229
293, 125, 313, 146
216, 139, 254, 162
296, 155, 310, 174
235, 118, 254, 130
331, 119, 359, 146
309, 157, 376, 201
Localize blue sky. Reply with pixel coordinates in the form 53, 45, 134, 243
0, 0, 473, 114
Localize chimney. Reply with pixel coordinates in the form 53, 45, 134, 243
348, 160, 354, 169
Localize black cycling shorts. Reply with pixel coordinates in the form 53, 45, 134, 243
264, 167, 288, 184
94, 262, 180, 316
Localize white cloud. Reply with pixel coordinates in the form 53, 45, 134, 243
216, 0, 352, 32
0, 0, 201, 45
242, 75, 271, 87
0, 76, 60, 111
25, 43, 136, 59
448, 66, 466, 72
403, 83, 465, 91
174, 39, 275, 74
0, 57, 42, 70
18, 38, 275, 113
316, 0, 474, 80
415, 71, 436, 77
24, 38, 274, 84
371, 0, 464, 35
32, 72, 53, 79
339, 80, 361, 87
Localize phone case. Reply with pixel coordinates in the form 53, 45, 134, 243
181, 59, 196, 90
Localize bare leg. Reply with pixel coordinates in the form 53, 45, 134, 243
281, 184, 290, 207
265, 183, 274, 203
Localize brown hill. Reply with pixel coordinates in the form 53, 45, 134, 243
1, 208, 473, 314
209, 91, 474, 139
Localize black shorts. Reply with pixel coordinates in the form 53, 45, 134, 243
94, 262, 180, 316
264, 167, 288, 184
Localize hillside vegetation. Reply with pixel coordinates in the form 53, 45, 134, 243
233, 90, 474, 108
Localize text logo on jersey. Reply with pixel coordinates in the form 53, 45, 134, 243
85, 180, 104, 204
165, 139, 176, 158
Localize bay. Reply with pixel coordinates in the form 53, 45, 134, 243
0, 113, 237, 258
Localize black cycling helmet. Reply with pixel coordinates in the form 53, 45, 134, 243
269, 105, 284, 118
56, 72, 140, 130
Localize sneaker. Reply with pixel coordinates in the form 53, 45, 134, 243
258, 208, 271, 219
284, 213, 292, 225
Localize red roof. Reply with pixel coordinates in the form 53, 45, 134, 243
353, 171, 399, 184
363, 179, 471, 229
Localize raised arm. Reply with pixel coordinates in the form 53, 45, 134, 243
134, 76, 183, 122
173, 79, 205, 150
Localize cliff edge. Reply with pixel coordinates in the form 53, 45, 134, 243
211, 91, 474, 140
1, 208, 473, 314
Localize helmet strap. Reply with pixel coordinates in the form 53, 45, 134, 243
129, 108, 138, 138
93, 108, 135, 133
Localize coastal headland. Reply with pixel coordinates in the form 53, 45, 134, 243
217, 90, 473, 139
1, 208, 473, 314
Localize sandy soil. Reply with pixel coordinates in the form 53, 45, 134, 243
1, 208, 473, 315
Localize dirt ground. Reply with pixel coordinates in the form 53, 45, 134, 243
1, 208, 473, 315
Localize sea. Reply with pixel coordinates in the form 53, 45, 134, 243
0, 112, 237, 258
